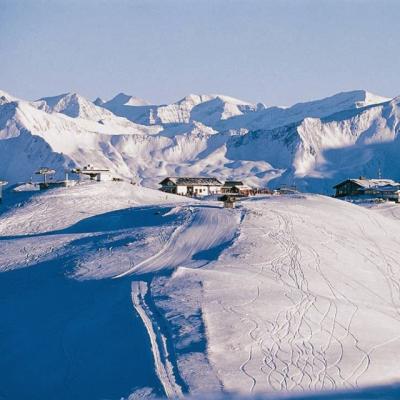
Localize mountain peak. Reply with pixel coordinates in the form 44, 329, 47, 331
329, 89, 390, 108
93, 97, 105, 106
0, 90, 19, 104
105, 93, 150, 107
35, 92, 115, 120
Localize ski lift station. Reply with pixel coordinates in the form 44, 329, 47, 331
34, 167, 77, 190
72, 165, 112, 182
0, 180, 7, 202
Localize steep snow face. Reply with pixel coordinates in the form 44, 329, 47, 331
101, 93, 154, 126
0, 97, 163, 183
32, 92, 162, 136
283, 89, 389, 117
34, 92, 118, 120
285, 98, 400, 190
190, 96, 261, 126
219, 90, 391, 132
101, 93, 260, 127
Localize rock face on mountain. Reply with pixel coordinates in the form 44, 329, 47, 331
0, 88, 397, 193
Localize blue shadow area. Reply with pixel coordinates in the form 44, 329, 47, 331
0, 205, 177, 240
0, 257, 163, 400
0, 205, 183, 400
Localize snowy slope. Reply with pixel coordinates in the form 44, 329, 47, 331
2, 184, 400, 399
148, 194, 400, 394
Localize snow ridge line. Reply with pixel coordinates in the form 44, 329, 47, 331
114, 207, 193, 278
131, 281, 184, 399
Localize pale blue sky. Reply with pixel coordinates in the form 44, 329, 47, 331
0, 0, 399, 106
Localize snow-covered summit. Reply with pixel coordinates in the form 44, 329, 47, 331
292, 89, 390, 114
34, 92, 117, 120
0, 89, 19, 105
224, 89, 391, 132
104, 92, 150, 107
93, 97, 105, 106
100, 92, 259, 126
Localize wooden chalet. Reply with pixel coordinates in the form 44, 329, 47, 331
333, 177, 400, 201
159, 177, 223, 196
221, 180, 253, 196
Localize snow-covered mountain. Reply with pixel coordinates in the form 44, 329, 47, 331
220, 89, 390, 132
0, 88, 397, 192
101, 93, 263, 127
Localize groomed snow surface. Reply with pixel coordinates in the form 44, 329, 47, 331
1, 182, 400, 399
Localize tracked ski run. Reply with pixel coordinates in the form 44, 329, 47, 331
131, 281, 184, 399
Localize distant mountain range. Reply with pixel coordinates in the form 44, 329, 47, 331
0, 88, 397, 193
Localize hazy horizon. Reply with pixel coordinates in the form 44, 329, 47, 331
1, 0, 399, 106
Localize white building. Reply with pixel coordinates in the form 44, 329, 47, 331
159, 177, 223, 196
72, 165, 113, 182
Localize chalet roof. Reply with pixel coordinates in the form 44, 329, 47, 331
223, 180, 244, 187
160, 177, 223, 186
333, 178, 400, 189
374, 185, 400, 193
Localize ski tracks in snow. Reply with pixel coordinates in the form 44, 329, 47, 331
116, 204, 238, 277
131, 281, 184, 399
216, 200, 400, 393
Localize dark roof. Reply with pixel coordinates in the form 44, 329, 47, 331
160, 177, 223, 186
223, 180, 244, 187
333, 178, 400, 189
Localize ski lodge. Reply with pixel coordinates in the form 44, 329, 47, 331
159, 177, 223, 196
333, 178, 400, 201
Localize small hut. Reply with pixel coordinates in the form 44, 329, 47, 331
219, 194, 236, 208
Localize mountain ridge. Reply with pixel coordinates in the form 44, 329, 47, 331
0, 88, 398, 193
